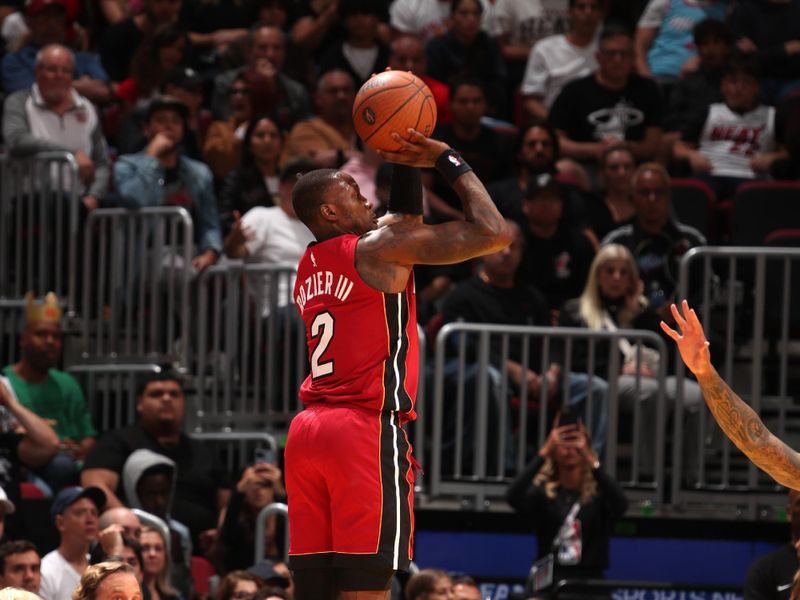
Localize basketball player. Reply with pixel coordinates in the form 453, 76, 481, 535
662, 300, 800, 490
285, 129, 511, 600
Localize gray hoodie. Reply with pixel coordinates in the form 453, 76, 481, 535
122, 449, 193, 597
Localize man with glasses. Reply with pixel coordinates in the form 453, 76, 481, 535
601, 163, 705, 319
520, 0, 604, 121
550, 23, 663, 165
2, 43, 111, 212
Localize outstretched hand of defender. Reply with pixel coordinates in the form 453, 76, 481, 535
377, 129, 450, 167
660, 300, 712, 377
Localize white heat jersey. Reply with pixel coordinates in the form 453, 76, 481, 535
699, 103, 776, 178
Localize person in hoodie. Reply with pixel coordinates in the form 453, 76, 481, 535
122, 449, 191, 600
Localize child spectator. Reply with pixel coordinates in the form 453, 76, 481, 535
673, 55, 787, 200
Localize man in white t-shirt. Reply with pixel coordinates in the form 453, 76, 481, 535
39, 486, 107, 600
389, 0, 492, 41
224, 158, 316, 317
673, 55, 786, 199
520, 0, 603, 121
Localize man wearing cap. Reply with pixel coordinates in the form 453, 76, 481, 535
40, 486, 106, 600
0, 540, 41, 594
1, 0, 110, 102
517, 175, 596, 311
2, 44, 111, 212
116, 66, 209, 160
112, 95, 222, 272
2, 293, 96, 495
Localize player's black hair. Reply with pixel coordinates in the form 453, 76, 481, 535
292, 169, 340, 227
692, 18, 734, 47
722, 53, 762, 81
599, 21, 633, 43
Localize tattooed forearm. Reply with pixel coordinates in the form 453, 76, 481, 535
696, 366, 800, 490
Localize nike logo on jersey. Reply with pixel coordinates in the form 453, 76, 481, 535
777, 582, 792, 591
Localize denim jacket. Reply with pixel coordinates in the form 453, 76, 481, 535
113, 152, 223, 254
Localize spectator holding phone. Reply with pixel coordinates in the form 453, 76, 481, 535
212, 452, 286, 574
506, 416, 627, 595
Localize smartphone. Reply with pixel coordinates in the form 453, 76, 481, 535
558, 408, 579, 427
254, 448, 275, 465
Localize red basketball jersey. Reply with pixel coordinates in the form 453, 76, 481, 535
293, 234, 419, 420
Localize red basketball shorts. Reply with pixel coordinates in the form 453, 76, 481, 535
284, 403, 415, 572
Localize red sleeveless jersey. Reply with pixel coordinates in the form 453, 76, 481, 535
293, 234, 418, 420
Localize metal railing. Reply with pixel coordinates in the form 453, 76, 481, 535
79, 207, 194, 367
66, 364, 162, 431
254, 502, 289, 563
674, 246, 800, 516
427, 322, 670, 508
192, 262, 304, 431
0, 152, 81, 310
188, 431, 278, 476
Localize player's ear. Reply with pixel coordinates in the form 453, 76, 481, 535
320, 203, 337, 221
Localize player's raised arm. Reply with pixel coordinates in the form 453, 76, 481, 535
661, 300, 800, 490
365, 129, 511, 265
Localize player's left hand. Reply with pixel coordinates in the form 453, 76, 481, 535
660, 300, 713, 377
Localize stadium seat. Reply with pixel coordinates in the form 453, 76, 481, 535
731, 181, 800, 246
671, 178, 715, 240
191, 556, 216, 597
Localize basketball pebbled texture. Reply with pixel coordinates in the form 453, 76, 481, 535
352, 70, 438, 152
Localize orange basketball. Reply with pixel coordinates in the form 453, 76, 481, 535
352, 70, 437, 152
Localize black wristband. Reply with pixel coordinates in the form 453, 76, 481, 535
435, 150, 473, 186
387, 164, 423, 215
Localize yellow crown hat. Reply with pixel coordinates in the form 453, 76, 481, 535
25, 292, 62, 324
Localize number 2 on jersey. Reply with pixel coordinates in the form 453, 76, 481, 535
310, 311, 334, 378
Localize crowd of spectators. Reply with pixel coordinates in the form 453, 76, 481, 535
1, 0, 800, 596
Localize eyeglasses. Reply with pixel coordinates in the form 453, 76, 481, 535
40, 64, 74, 76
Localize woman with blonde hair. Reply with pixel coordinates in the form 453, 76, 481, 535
506, 416, 627, 594
140, 527, 180, 600
73, 562, 141, 600
558, 243, 704, 482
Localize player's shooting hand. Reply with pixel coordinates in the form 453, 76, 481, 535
660, 300, 713, 377
378, 129, 451, 167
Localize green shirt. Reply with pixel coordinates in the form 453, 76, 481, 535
2, 366, 97, 441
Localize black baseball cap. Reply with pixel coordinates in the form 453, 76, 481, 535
524, 173, 564, 202
51, 486, 106, 520
247, 560, 290, 588
145, 95, 189, 122
161, 67, 203, 92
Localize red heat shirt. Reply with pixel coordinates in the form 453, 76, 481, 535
293, 234, 418, 420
